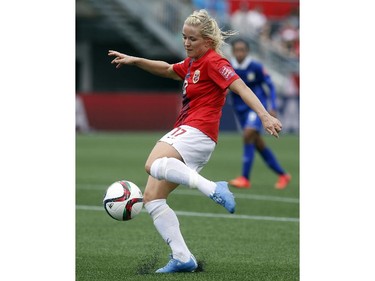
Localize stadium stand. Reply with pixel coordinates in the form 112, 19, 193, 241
76, 0, 299, 133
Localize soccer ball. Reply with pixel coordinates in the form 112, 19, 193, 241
103, 180, 143, 221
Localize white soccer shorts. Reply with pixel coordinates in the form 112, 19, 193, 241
159, 125, 216, 172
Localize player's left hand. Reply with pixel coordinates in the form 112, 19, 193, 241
261, 114, 282, 138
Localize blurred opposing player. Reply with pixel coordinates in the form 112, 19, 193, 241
228, 38, 291, 189
108, 10, 282, 274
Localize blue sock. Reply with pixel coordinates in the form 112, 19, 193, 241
242, 143, 255, 179
259, 147, 285, 175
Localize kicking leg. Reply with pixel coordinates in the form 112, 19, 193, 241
145, 141, 235, 213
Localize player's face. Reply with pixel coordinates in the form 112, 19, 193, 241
182, 24, 210, 59
232, 42, 249, 64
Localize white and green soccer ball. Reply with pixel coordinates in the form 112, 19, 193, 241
103, 180, 143, 221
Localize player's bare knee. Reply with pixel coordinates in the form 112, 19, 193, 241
145, 158, 159, 176
255, 137, 266, 151
244, 128, 258, 144
145, 156, 160, 175
145, 161, 152, 175
147, 157, 168, 180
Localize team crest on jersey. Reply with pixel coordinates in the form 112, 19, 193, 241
192, 70, 200, 83
247, 72, 255, 82
219, 65, 235, 80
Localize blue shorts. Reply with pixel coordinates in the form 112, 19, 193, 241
235, 110, 262, 131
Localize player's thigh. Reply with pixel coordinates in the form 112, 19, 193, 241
145, 141, 183, 173
243, 111, 262, 143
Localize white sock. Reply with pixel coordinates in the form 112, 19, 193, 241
145, 199, 192, 262
150, 157, 216, 196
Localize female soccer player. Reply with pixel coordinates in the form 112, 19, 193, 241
108, 9, 282, 273
228, 38, 291, 189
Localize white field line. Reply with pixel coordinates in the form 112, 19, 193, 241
173, 189, 299, 204
77, 184, 299, 204
76, 205, 299, 223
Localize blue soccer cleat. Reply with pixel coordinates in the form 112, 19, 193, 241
209, 181, 236, 213
156, 255, 198, 273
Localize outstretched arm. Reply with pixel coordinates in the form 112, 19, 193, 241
108, 50, 182, 81
229, 79, 282, 138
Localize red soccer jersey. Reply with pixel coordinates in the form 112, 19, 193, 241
172, 49, 239, 142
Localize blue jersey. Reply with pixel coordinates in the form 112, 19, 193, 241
229, 56, 277, 113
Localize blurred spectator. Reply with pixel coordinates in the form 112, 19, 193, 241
268, 18, 299, 58
279, 20, 299, 57
231, 1, 267, 37
230, 0, 252, 36
246, 5, 267, 35
230, 1, 299, 60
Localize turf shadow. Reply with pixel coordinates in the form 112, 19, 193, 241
136, 251, 160, 275
136, 253, 205, 274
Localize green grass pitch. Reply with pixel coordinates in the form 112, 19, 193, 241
76, 132, 299, 280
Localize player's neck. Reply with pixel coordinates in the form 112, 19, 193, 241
194, 48, 211, 61
232, 56, 252, 69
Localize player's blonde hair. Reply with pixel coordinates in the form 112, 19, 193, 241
184, 9, 237, 56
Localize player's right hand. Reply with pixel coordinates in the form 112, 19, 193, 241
108, 50, 136, 68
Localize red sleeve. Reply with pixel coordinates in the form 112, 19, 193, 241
172, 58, 190, 80
208, 57, 239, 90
